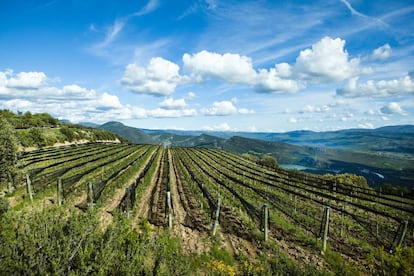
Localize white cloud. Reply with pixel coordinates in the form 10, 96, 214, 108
159, 97, 187, 110
100, 18, 126, 48
294, 37, 368, 82
6, 71, 47, 89
98, 92, 122, 109
238, 108, 254, 114
186, 91, 196, 99
337, 74, 414, 97
202, 100, 253, 116
300, 104, 330, 113
289, 117, 298, 123
203, 123, 232, 131
254, 66, 303, 93
183, 50, 257, 84
0, 69, 202, 123
121, 57, 186, 96
134, 0, 159, 16
3, 99, 33, 110
148, 108, 197, 118
380, 102, 406, 115
358, 122, 375, 129
0, 69, 129, 122
183, 50, 302, 94
202, 101, 238, 116
372, 44, 392, 60
0, 71, 97, 101
340, 0, 388, 28
95, 0, 160, 50
60, 84, 97, 99
365, 109, 376, 115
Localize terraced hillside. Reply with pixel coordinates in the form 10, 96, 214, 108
3, 143, 414, 274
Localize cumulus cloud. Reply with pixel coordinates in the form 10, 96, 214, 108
294, 37, 368, 82
183, 50, 302, 94
183, 50, 257, 84
0, 69, 203, 123
121, 57, 187, 96
0, 69, 129, 122
5, 71, 47, 89
254, 66, 303, 93
0, 71, 97, 101
372, 44, 392, 60
159, 97, 187, 110
337, 74, 414, 97
202, 100, 253, 116
202, 101, 238, 116
380, 102, 406, 115
98, 92, 122, 110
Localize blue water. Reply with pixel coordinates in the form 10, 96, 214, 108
280, 164, 341, 174
280, 164, 310, 171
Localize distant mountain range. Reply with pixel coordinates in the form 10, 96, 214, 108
94, 121, 414, 188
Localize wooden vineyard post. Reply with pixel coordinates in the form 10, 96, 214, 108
392, 220, 408, 251
212, 198, 222, 236
294, 194, 297, 214
57, 177, 63, 206
340, 204, 344, 237
375, 194, 379, 238
262, 204, 269, 242
319, 206, 330, 254
166, 191, 173, 228
87, 181, 94, 209
26, 174, 33, 203
7, 173, 15, 193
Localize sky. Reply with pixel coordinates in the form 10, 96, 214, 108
1, 0, 414, 132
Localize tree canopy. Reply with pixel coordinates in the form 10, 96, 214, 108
0, 116, 19, 189
256, 154, 279, 169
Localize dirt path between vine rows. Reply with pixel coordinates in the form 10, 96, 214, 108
168, 150, 211, 254
98, 149, 158, 228
133, 149, 162, 223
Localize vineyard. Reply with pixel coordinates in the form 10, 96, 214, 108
2, 142, 414, 274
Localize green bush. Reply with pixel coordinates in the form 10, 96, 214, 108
368, 246, 414, 276
256, 154, 278, 169
0, 197, 9, 216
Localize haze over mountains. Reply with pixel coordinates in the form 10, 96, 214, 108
95, 121, 414, 189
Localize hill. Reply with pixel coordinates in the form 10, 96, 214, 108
1, 144, 413, 275
0, 110, 124, 149
143, 125, 414, 153
99, 121, 154, 145
97, 122, 414, 189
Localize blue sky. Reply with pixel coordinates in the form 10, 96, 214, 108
1, 0, 414, 132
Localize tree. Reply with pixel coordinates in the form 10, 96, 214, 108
29, 128, 47, 147
0, 116, 19, 192
257, 155, 278, 169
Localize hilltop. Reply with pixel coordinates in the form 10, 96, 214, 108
0, 110, 125, 150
